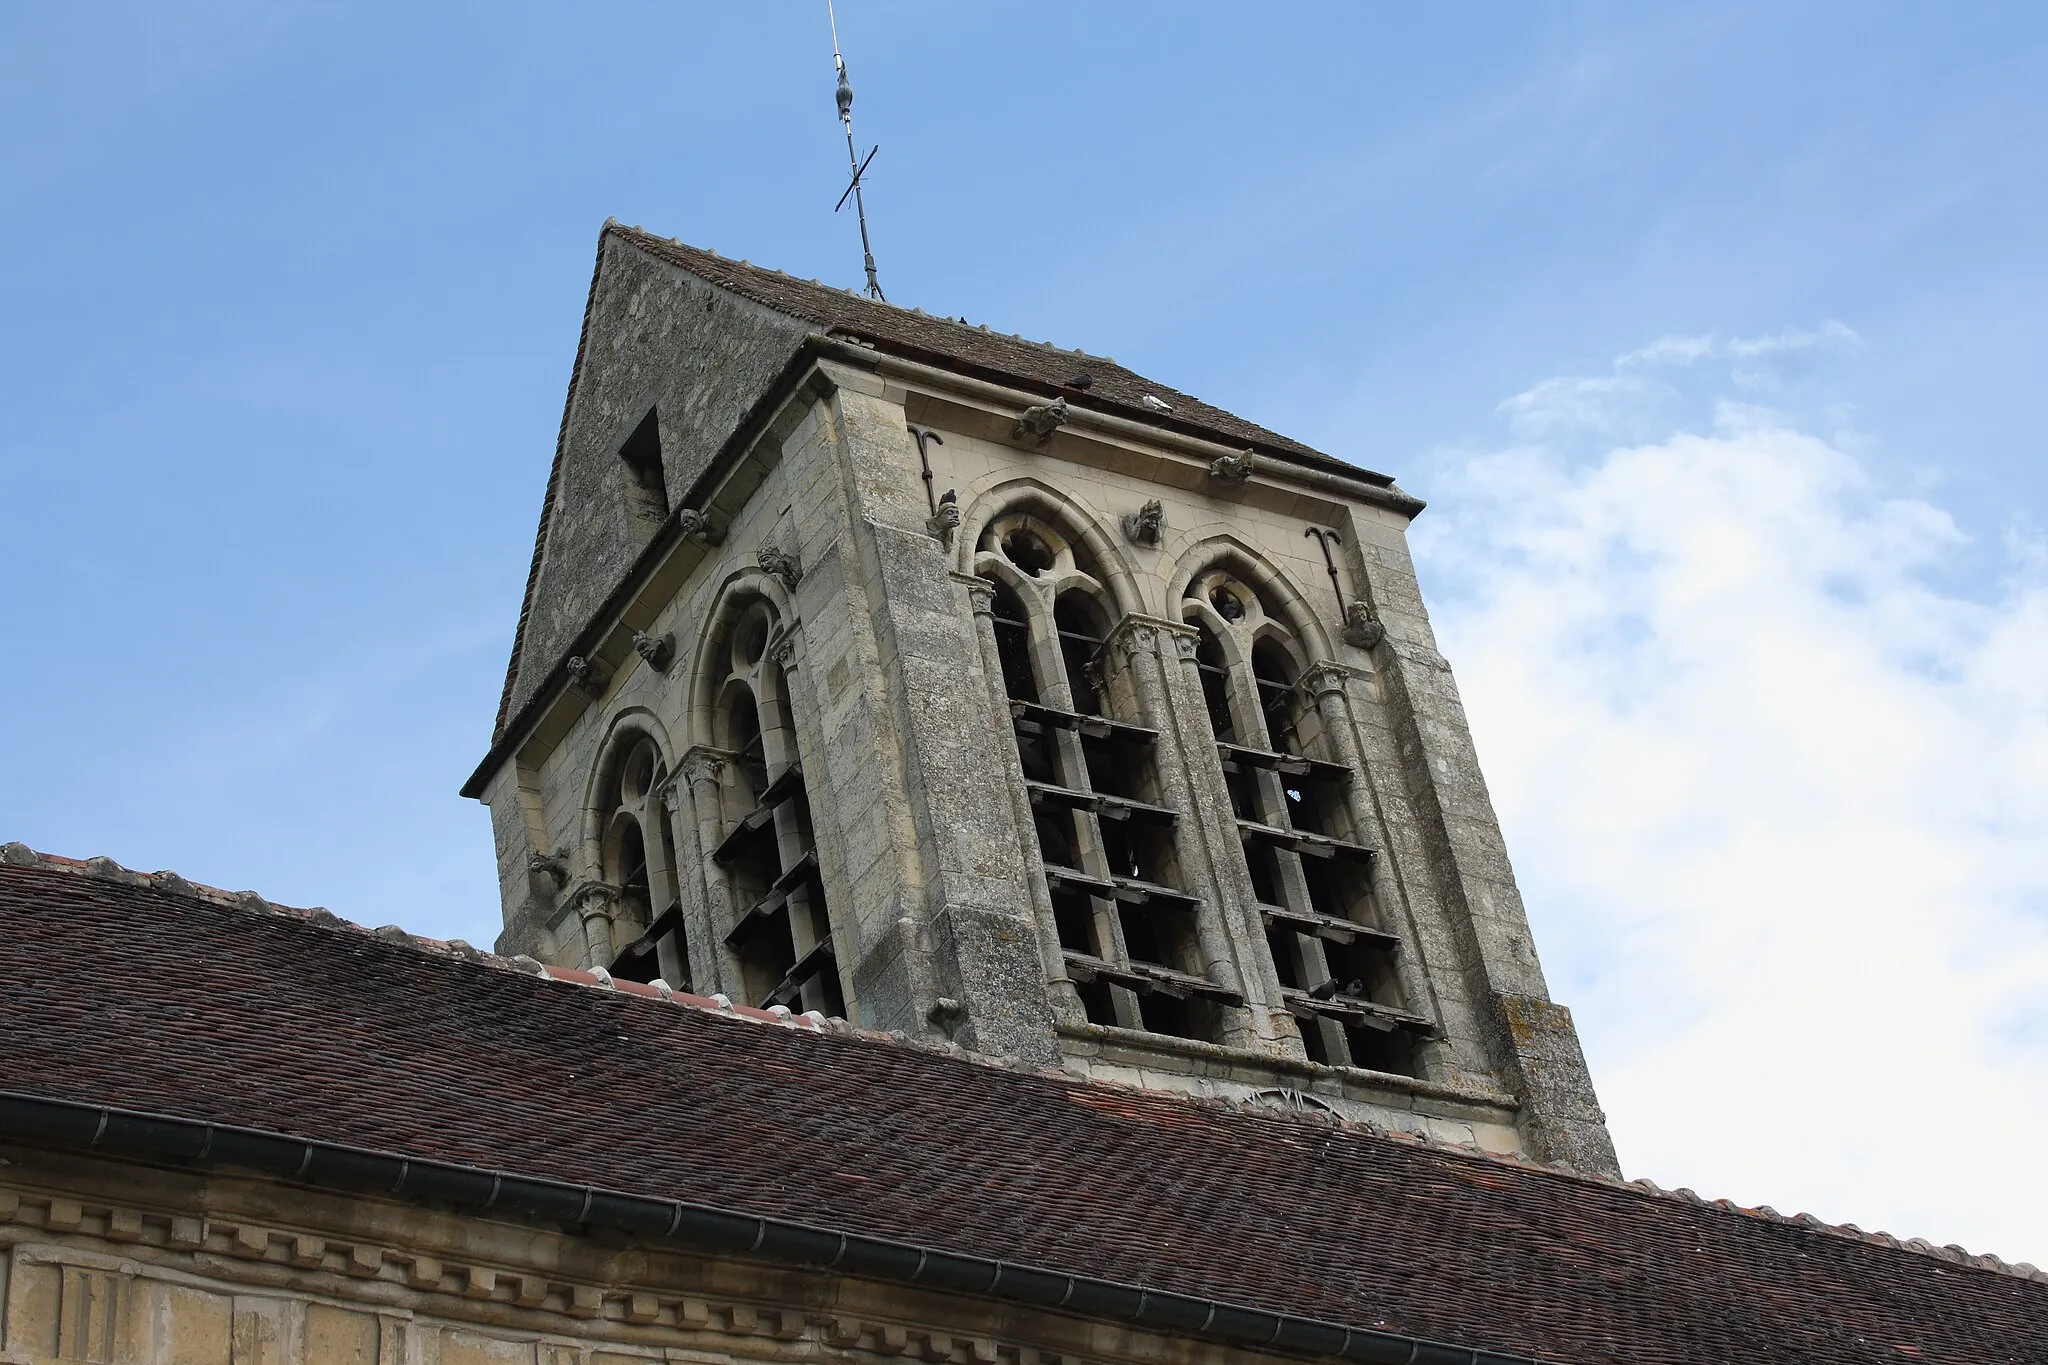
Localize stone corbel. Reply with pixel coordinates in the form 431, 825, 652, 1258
1343, 599, 1386, 650
926, 488, 960, 547
1011, 395, 1069, 447
526, 850, 569, 893
1121, 498, 1165, 547
675, 507, 723, 545
926, 996, 965, 1037
757, 545, 802, 592
1208, 450, 1256, 484
565, 655, 610, 700
632, 631, 675, 673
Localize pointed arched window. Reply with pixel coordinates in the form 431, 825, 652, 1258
705, 597, 845, 1017
594, 731, 691, 989
975, 510, 1233, 1042
1183, 565, 1420, 1074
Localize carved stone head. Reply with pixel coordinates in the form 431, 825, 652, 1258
1121, 498, 1166, 547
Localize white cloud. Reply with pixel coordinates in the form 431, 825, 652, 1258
1496, 374, 1675, 438
1616, 320, 1863, 368
1415, 361, 2048, 1266
1613, 333, 1720, 368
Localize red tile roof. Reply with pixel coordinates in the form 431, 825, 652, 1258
2, 850, 2042, 1365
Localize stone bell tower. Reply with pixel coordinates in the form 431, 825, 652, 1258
463, 222, 1618, 1175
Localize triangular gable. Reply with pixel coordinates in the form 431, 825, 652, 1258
493, 223, 1398, 746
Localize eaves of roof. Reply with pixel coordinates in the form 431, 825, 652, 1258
3, 846, 2044, 1365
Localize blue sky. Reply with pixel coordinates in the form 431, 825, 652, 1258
4, 5, 2044, 1262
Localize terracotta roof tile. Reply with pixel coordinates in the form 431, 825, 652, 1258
2, 850, 2041, 1365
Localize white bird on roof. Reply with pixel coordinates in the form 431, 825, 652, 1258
1141, 394, 1174, 413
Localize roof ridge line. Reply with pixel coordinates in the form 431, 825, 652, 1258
0, 843, 822, 1036
605, 223, 1132, 375
6, 839, 2040, 1286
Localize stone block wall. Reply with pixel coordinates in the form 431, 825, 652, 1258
477, 332, 1616, 1173
0, 1152, 1276, 1365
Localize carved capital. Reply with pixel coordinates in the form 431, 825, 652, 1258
656, 773, 687, 810
960, 577, 997, 616
757, 545, 802, 592
565, 880, 620, 922
679, 746, 732, 788
1011, 395, 1069, 447
1298, 660, 1362, 700
632, 630, 675, 673
1343, 600, 1386, 650
565, 655, 611, 700
1112, 624, 1159, 663
767, 626, 801, 671
676, 507, 724, 545
1106, 614, 1196, 665
1120, 498, 1165, 547
1208, 450, 1256, 484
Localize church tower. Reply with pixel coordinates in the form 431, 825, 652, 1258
464, 223, 1616, 1175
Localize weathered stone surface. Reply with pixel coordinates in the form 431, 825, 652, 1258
473, 236, 1617, 1169
505, 235, 816, 724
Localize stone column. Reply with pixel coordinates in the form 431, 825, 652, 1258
1105, 617, 1260, 1050
1298, 659, 1449, 1075
964, 574, 1086, 1028
768, 628, 845, 1019
665, 745, 737, 999
1156, 625, 1302, 1055
563, 881, 620, 970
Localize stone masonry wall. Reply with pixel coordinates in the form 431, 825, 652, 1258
506, 237, 815, 725
479, 276, 1617, 1170
0, 1150, 1283, 1365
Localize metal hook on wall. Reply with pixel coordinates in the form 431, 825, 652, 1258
908, 427, 945, 513
1303, 526, 1348, 613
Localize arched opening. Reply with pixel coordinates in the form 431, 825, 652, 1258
699, 591, 847, 1019
1250, 637, 1300, 755
971, 502, 1235, 1045
1053, 590, 1110, 717
590, 729, 691, 991
724, 685, 767, 800
990, 580, 1039, 706
612, 818, 651, 932
1001, 525, 1057, 576
1193, 626, 1238, 746
1180, 553, 1422, 1075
